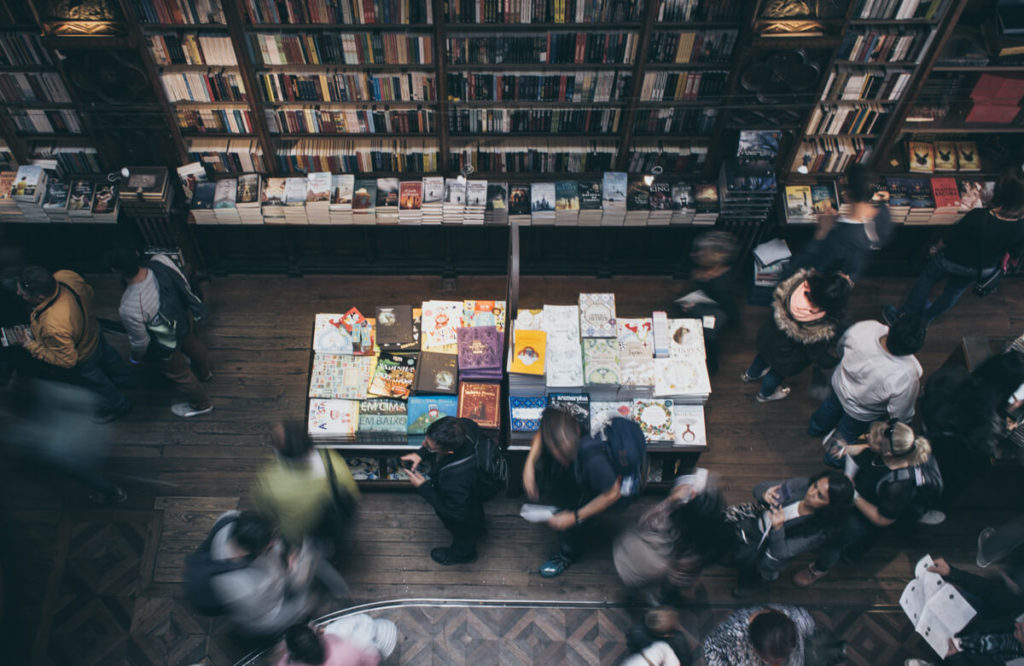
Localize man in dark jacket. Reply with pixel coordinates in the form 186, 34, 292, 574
401, 416, 486, 565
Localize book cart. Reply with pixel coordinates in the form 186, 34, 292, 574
310, 222, 708, 492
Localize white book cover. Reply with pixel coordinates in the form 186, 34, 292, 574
589, 400, 632, 437
420, 300, 463, 352
308, 398, 360, 437
900, 555, 976, 656
306, 172, 331, 203
284, 177, 307, 205
542, 304, 584, 388
513, 308, 544, 332
423, 176, 444, 203
579, 292, 617, 338
672, 404, 706, 447
213, 178, 236, 208
667, 318, 706, 359
313, 313, 353, 353
653, 357, 711, 398
330, 174, 354, 207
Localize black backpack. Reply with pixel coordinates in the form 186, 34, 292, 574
182, 514, 256, 616
876, 456, 945, 517
460, 418, 509, 501
578, 416, 647, 500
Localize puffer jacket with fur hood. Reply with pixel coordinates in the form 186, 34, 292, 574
754, 270, 841, 378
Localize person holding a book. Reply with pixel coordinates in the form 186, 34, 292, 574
742, 270, 851, 403
788, 164, 895, 285
401, 416, 487, 566
15, 265, 133, 423
884, 167, 1024, 326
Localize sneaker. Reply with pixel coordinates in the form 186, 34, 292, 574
430, 547, 476, 566
917, 510, 946, 525
539, 554, 573, 578
793, 564, 828, 587
89, 487, 128, 505
741, 367, 771, 383
93, 401, 132, 424
756, 386, 791, 403
171, 402, 214, 418
882, 305, 901, 327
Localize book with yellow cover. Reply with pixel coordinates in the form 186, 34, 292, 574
509, 329, 547, 375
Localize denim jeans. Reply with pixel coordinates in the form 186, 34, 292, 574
901, 254, 996, 323
71, 335, 132, 413
808, 389, 873, 443
746, 354, 785, 398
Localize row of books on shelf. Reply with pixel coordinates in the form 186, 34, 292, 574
783, 176, 996, 226
249, 32, 433, 67
445, 33, 639, 65
188, 138, 265, 173
821, 69, 912, 102
264, 108, 434, 135
136, 0, 226, 24
446, 71, 629, 102
178, 107, 255, 134
180, 169, 723, 226
658, 0, 742, 22
447, 0, 643, 24
0, 73, 71, 105
639, 71, 728, 102
791, 138, 874, 175
0, 34, 50, 67
449, 107, 621, 134
836, 28, 929, 64
148, 33, 237, 67
805, 103, 889, 136
635, 108, 716, 135
28, 144, 102, 175
854, 0, 945, 20
0, 166, 119, 223
647, 29, 737, 65
160, 71, 247, 103
906, 140, 982, 173
277, 138, 439, 173
258, 71, 435, 103
241, 0, 432, 26
8, 110, 83, 135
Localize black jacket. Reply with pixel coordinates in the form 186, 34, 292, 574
755, 270, 841, 378
791, 206, 894, 283
416, 441, 484, 529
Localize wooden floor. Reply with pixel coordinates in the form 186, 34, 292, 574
1, 271, 1022, 665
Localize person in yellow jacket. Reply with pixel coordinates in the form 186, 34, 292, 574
16, 266, 133, 422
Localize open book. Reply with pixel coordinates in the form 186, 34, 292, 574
899, 554, 977, 656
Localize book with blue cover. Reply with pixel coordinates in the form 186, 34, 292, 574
407, 395, 458, 434
358, 398, 408, 434
510, 395, 545, 431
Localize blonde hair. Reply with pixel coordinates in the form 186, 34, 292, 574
870, 420, 932, 467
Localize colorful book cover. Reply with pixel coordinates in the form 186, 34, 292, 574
313, 313, 352, 353
547, 393, 590, 433
513, 308, 543, 331
92, 183, 119, 215
934, 141, 958, 171
582, 338, 620, 385
618, 317, 655, 386
649, 181, 671, 210
352, 180, 377, 210
957, 179, 995, 210
785, 185, 812, 220
578, 292, 617, 338
358, 398, 408, 433
41, 179, 69, 210
810, 183, 839, 215
421, 300, 462, 352
634, 399, 674, 442
399, 181, 422, 210
413, 351, 458, 394
457, 326, 503, 371
695, 183, 720, 213
673, 404, 706, 447
344, 456, 379, 479
68, 179, 95, 213
191, 181, 216, 210
213, 178, 236, 208
510, 395, 546, 431
509, 184, 531, 215
463, 300, 506, 331
284, 177, 308, 204
340, 308, 375, 355
308, 353, 375, 400
930, 177, 961, 209
908, 141, 935, 174
908, 179, 936, 208
407, 395, 458, 434
956, 141, 980, 172
237, 173, 260, 204
589, 400, 633, 437
671, 182, 694, 210
262, 177, 287, 206
367, 352, 417, 399
12, 165, 44, 198
555, 180, 580, 210
886, 177, 911, 207
457, 382, 501, 429
509, 329, 546, 375
307, 398, 360, 436
306, 171, 331, 202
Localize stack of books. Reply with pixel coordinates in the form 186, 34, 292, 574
783, 181, 840, 225
625, 180, 651, 226
693, 183, 720, 225
647, 182, 673, 225
375, 178, 400, 224
601, 171, 627, 225
13, 165, 49, 222
530, 182, 556, 224
464, 179, 487, 225
118, 167, 172, 217
42, 178, 70, 222
0, 171, 21, 221
719, 130, 780, 222
542, 304, 584, 391
751, 238, 792, 305
213, 177, 240, 223
485, 182, 508, 225
352, 180, 377, 223
329, 174, 354, 224
508, 184, 531, 225
653, 318, 711, 404
457, 325, 503, 382
91, 181, 120, 222
398, 180, 423, 224
421, 176, 444, 224
670, 183, 696, 224
305, 172, 332, 225
283, 177, 308, 224
236, 173, 263, 224
555, 180, 580, 225
508, 322, 547, 402
68, 179, 95, 220
190, 181, 217, 224
262, 177, 287, 223
443, 178, 465, 224
578, 180, 603, 225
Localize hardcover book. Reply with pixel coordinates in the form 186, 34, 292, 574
457, 382, 501, 429
422, 176, 444, 203
237, 173, 260, 204
908, 141, 935, 174
307, 398, 360, 436
420, 300, 462, 352
649, 181, 671, 210
930, 177, 961, 209
306, 172, 331, 202
510, 395, 546, 431
513, 308, 543, 331
618, 318, 655, 386
784, 185, 813, 221
413, 351, 458, 394
673, 404, 707, 447
12, 165, 44, 199
582, 338, 620, 385
956, 141, 980, 172
667, 319, 706, 359
399, 181, 422, 209
331, 174, 354, 204
542, 304, 584, 388
375, 305, 415, 349
671, 183, 694, 210
463, 300, 506, 330
262, 177, 287, 206
213, 178, 236, 208
284, 177, 308, 204
313, 313, 353, 353
308, 353, 375, 400
486, 182, 507, 210
358, 398, 408, 434
376, 177, 400, 207
457, 326, 503, 371
509, 329, 547, 375
407, 395, 458, 434
695, 183, 720, 213
934, 141, 958, 171
176, 162, 207, 204
547, 393, 590, 433
191, 181, 216, 210
578, 292, 617, 338
367, 352, 417, 399
634, 399, 674, 442
589, 400, 633, 437
653, 357, 712, 398
957, 179, 995, 210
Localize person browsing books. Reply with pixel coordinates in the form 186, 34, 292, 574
523, 407, 624, 578
401, 416, 487, 566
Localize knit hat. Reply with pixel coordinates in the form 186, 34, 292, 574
324, 613, 398, 658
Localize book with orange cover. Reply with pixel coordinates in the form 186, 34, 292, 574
457, 382, 501, 429
508, 329, 546, 376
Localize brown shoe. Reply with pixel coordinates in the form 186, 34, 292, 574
793, 565, 828, 587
